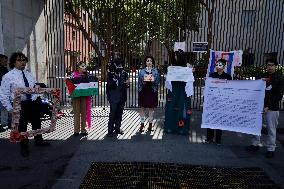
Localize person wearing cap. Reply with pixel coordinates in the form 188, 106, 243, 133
0, 52, 50, 157
0, 54, 9, 132
246, 59, 284, 158
138, 56, 160, 133
206, 58, 232, 145
70, 61, 94, 136
106, 58, 129, 137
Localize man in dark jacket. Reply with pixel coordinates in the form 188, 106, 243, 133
106, 58, 129, 137
246, 59, 284, 158
0, 54, 8, 132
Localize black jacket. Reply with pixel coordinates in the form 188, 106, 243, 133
209, 72, 232, 80
262, 72, 284, 111
106, 71, 128, 104
0, 66, 8, 84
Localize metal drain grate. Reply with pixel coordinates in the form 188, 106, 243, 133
80, 162, 281, 189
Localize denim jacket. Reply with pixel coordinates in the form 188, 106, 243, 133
138, 68, 160, 92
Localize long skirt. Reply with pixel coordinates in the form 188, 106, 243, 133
138, 83, 158, 108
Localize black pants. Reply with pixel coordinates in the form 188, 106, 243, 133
19, 99, 43, 143
207, 128, 222, 143
108, 102, 125, 134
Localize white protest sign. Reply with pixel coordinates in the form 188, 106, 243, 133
174, 42, 186, 52
201, 78, 266, 136
166, 66, 194, 82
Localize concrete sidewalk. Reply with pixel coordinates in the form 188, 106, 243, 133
0, 108, 283, 189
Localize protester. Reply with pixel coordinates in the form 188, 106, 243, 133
164, 49, 192, 134
246, 59, 284, 158
106, 58, 129, 137
206, 58, 232, 145
138, 56, 160, 132
0, 52, 50, 157
70, 61, 94, 136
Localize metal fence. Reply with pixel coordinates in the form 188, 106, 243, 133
45, 0, 284, 110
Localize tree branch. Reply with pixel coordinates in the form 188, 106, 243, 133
65, 0, 102, 57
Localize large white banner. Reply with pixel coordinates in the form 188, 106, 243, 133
201, 78, 266, 136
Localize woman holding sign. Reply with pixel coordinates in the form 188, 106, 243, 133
138, 56, 160, 132
69, 61, 95, 136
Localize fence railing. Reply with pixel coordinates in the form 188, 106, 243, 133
45, 0, 284, 110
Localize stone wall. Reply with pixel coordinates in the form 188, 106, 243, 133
0, 0, 46, 83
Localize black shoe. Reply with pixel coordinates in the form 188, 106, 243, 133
265, 151, 274, 158
115, 129, 124, 135
0, 127, 5, 133
147, 123, 153, 132
216, 141, 221, 145
205, 139, 214, 143
246, 145, 260, 152
107, 132, 114, 137
35, 141, 51, 147
73, 132, 79, 137
139, 123, 144, 132
80, 132, 88, 136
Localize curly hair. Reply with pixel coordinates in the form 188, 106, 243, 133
9, 52, 28, 69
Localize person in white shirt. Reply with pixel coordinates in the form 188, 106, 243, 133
0, 52, 50, 157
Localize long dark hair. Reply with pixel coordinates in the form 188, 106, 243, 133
170, 49, 186, 66
143, 55, 155, 67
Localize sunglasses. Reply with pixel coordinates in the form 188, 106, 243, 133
16, 58, 26, 62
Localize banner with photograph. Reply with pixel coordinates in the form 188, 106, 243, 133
207, 50, 243, 77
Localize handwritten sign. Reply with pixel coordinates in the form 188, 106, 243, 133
201, 78, 266, 136
166, 66, 194, 82
144, 74, 154, 82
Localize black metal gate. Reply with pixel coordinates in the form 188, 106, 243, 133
46, 0, 284, 110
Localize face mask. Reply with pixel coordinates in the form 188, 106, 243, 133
116, 66, 123, 73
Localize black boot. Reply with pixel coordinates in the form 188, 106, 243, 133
148, 123, 153, 132
34, 135, 50, 147
139, 123, 144, 132
20, 139, 29, 157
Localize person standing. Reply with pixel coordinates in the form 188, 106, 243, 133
0, 54, 8, 132
206, 59, 232, 145
164, 49, 193, 135
106, 58, 129, 137
246, 59, 284, 158
0, 52, 50, 157
70, 61, 93, 136
138, 56, 160, 132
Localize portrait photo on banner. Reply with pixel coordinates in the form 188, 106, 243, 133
207, 50, 243, 78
